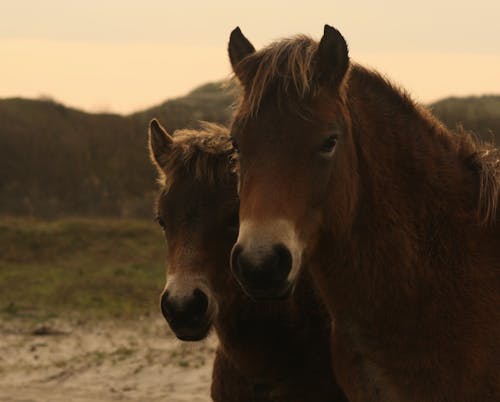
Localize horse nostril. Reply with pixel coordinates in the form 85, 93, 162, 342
272, 244, 292, 283
190, 288, 209, 318
160, 290, 172, 321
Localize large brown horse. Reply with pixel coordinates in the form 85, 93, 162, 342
148, 119, 347, 401
228, 25, 500, 402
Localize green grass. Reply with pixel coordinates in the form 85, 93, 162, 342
0, 217, 166, 320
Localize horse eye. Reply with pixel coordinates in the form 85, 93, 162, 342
156, 216, 166, 230
231, 137, 240, 153
320, 135, 337, 154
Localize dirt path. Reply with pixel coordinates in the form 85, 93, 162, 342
0, 316, 217, 402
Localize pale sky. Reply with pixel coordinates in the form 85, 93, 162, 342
1, 0, 499, 113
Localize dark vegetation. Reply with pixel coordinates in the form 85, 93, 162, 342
0, 82, 236, 218
0, 82, 498, 219
430, 95, 500, 144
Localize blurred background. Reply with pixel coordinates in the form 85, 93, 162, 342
0, 1, 499, 401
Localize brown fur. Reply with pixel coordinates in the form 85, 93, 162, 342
229, 28, 500, 402
150, 122, 347, 402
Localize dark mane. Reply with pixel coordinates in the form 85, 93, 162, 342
157, 122, 233, 192
347, 64, 418, 116
349, 64, 500, 226
465, 136, 500, 225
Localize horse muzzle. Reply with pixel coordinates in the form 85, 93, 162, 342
160, 287, 214, 341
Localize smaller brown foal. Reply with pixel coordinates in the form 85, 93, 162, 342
148, 119, 347, 402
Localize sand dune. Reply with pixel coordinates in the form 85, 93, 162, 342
0, 316, 216, 402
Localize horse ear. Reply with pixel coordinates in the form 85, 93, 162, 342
315, 25, 349, 89
228, 27, 256, 79
149, 118, 173, 169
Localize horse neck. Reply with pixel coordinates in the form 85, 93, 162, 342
356, 79, 478, 222
350, 66, 476, 207
318, 67, 481, 319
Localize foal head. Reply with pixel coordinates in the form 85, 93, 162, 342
228, 26, 358, 299
149, 119, 238, 340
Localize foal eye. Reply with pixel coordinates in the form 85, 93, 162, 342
156, 216, 166, 230
320, 135, 337, 154
226, 210, 239, 234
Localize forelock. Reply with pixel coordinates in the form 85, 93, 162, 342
233, 35, 320, 117
156, 123, 234, 192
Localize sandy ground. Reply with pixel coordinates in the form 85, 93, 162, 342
0, 316, 217, 402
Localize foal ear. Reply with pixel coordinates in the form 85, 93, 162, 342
315, 25, 349, 89
149, 118, 173, 169
228, 27, 256, 78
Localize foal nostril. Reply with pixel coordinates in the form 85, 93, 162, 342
160, 290, 172, 321
272, 244, 292, 283
160, 288, 210, 325
189, 288, 209, 319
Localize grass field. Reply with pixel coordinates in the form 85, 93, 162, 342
0, 217, 166, 320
